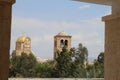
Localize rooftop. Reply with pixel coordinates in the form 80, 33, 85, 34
56, 32, 71, 37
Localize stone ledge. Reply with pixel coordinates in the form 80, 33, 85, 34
9, 78, 104, 80
0, 0, 15, 4
102, 13, 120, 21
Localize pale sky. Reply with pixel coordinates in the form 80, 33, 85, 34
10, 0, 111, 61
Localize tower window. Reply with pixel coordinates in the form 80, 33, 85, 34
60, 39, 64, 47
65, 40, 68, 46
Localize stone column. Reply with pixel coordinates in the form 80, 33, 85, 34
0, 0, 15, 80
102, 14, 120, 80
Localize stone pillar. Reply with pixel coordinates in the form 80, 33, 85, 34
0, 0, 15, 80
102, 14, 120, 80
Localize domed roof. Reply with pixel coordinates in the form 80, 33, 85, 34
16, 36, 27, 43
57, 32, 69, 36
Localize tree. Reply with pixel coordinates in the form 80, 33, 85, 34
86, 52, 104, 78
35, 60, 54, 78
9, 52, 37, 77
74, 43, 88, 65
9, 43, 104, 78
86, 64, 95, 78
52, 46, 72, 77
71, 43, 88, 78
97, 52, 104, 64
52, 43, 89, 78
95, 52, 104, 78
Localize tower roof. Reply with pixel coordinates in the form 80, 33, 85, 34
56, 32, 70, 36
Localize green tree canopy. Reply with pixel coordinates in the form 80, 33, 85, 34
52, 46, 72, 77
9, 52, 37, 77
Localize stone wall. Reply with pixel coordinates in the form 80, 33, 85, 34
9, 78, 104, 80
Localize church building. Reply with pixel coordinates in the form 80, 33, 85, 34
54, 32, 72, 60
15, 34, 31, 56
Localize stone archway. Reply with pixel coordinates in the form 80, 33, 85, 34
1, 0, 120, 80
0, 0, 15, 80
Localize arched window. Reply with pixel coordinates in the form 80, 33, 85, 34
60, 39, 64, 47
65, 40, 68, 46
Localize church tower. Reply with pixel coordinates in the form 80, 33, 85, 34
54, 32, 72, 60
15, 34, 31, 56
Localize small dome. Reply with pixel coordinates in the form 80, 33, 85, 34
16, 36, 26, 43
57, 32, 69, 36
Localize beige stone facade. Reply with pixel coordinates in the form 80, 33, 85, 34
102, 13, 120, 80
54, 32, 72, 60
15, 35, 31, 56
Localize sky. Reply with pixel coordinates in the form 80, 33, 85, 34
11, 0, 111, 61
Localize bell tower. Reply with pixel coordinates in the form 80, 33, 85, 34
54, 32, 72, 60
